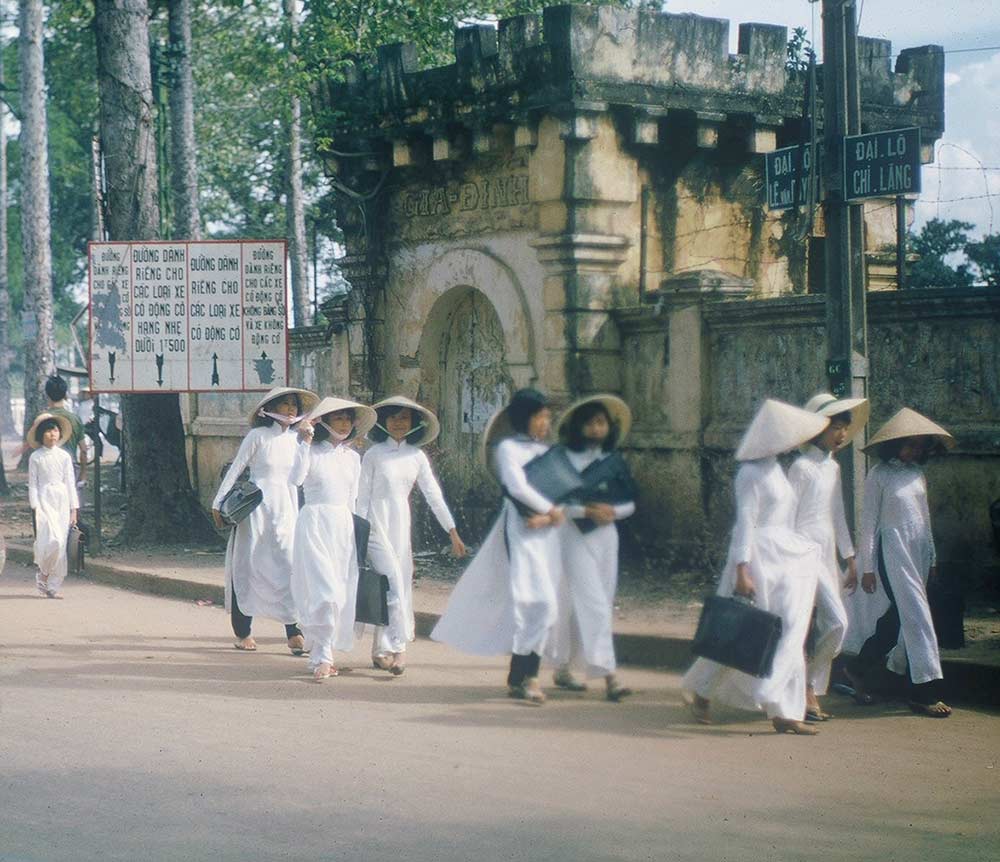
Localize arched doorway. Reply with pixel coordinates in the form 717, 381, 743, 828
418, 286, 514, 539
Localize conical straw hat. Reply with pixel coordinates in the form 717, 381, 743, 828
26, 412, 74, 449
735, 398, 830, 461
556, 394, 632, 447
248, 387, 319, 426
802, 392, 870, 445
306, 396, 377, 441
862, 407, 955, 453
370, 395, 441, 446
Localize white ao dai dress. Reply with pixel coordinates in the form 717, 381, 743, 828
788, 445, 853, 694
849, 460, 942, 684
290, 440, 362, 670
682, 457, 822, 721
432, 436, 561, 657
213, 424, 300, 624
357, 439, 456, 657
29, 445, 79, 592
546, 447, 635, 678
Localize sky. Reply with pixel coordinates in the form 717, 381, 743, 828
677, 1, 1000, 238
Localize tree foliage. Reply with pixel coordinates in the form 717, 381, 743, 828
907, 218, 974, 289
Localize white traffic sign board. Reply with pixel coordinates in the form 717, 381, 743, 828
88, 240, 289, 393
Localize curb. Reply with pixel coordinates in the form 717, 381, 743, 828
7, 541, 999, 707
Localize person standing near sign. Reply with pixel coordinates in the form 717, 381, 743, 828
432, 389, 564, 705
212, 387, 318, 654
289, 397, 376, 681
26, 413, 79, 598
358, 397, 466, 676
44, 375, 87, 485
681, 400, 828, 735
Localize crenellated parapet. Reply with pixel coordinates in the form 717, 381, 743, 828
313, 3, 945, 173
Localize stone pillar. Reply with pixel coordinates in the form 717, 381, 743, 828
530, 107, 635, 402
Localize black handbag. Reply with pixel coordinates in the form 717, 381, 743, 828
66, 525, 86, 575
691, 595, 783, 678
506, 445, 586, 517
219, 479, 263, 526
571, 450, 637, 534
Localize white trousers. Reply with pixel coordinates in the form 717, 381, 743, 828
806, 567, 848, 694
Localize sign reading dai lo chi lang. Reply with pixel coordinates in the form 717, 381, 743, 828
88, 240, 288, 392
843, 127, 921, 201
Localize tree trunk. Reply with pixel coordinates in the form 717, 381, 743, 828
17, 0, 56, 466
0, 33, 17, 441
94, 0, 215, 545
167, 0, 200, 240
283, 0, 310, 327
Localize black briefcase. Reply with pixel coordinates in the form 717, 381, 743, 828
355, 568, 389, 626
691, 595, 783, 678
507, 445, 586, 517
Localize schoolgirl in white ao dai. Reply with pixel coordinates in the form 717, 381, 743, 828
433, 389, 563, 704
290, 436, 362, 672
28, 420, 79, 595
213, 420, 302, 626
788, 395, 867, 709
682, 399, 828, 731
358, 398, 464, 667
544, 395, 635, 699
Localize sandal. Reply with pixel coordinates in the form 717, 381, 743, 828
805, 708, 833, 722
772, 718, 819, 735
606, 684, 633, 703
909, 700, 952, 718
287, 635, 306, 656
553, 669, 587, 692
509, 677, 545, 706
372, 655, 394, 671
234, 637, 257, 651
389, 653, 405, 676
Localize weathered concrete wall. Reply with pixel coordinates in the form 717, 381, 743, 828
617, 287, 1000, 577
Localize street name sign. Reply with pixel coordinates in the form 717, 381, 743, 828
88, 240, 289, 393
843, 127, 921, 201
764, 142, 824, 210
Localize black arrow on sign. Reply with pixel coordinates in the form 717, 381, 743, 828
211, 353, 220, 386
108, 352, 116, 383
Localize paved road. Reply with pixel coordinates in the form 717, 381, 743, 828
1, 561, 997, 862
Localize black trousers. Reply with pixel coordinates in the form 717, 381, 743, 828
851, 546, 942, 705
507, 652, 541, 687
230, 585, 302, 640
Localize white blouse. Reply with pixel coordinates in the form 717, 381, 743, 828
290, 440, 360, 508
357, 440, 455, 532
788, 445, 855, 559
858, 459, 936, 573
729, 457, 798, 565
212, 423, 299, 509
28, 445, 79, 511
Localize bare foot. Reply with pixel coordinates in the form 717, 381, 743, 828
313, 663, 333, 682
234, 636, 257, 651
373, 655, 394, 671
909, 700, 952, 718
389, 653, 405, 676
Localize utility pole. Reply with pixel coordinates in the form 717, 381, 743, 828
822, 0, 868, 530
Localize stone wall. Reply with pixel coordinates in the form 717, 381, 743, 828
616, 286, 1000, 579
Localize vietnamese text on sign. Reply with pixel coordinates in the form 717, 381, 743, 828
843, 127, 921, 201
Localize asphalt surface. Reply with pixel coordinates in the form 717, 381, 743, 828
1, 560, 998, 862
